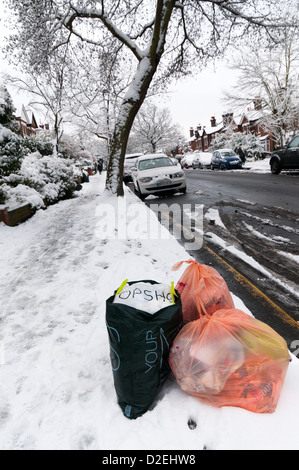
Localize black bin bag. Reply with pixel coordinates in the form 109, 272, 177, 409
106, 280, 182, 419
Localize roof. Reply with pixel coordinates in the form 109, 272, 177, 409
125, 153, 143, 159
20, 105, 30, 123
247, 109, 263, 121
137, 153, 168, 161
203, 122, 224, 135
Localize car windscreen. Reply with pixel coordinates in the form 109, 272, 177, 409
138, 157, 174, 170
220, 151, 237, 157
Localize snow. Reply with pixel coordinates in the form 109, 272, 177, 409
243, 157, 271, 173
278, 251, 299, 265
204, 208, 226, 229
0, 125, 13, 143
0, 173, 299, 450
0, 184, 44, 211
0, 152, 75, 211
206, 231, 299, 300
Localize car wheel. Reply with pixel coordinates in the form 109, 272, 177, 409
137, 184, 146, 201
211, 164, 214, 170
270, 159, 282, 175
220, 164, 226, 170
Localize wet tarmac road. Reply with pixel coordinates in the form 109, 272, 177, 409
139, 168, 299, 350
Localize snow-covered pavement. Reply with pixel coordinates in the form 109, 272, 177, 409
0, 173, 298, 450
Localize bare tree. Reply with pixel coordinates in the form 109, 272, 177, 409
224, 28, 299, 147
4, 44, 73, 156
130, 102, 184, 153
66, 42, 131, 152
4, 0, 296, 195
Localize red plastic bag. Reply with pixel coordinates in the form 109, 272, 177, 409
169, 308, 291, 413
172, 260, 234, 322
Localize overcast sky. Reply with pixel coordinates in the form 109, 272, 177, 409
155, 63, 238, 138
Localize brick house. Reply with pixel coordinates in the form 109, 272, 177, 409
16, 105, 49, 137
189, 102, 274, 153
237, 109, 274, 152
189, 118, 225, 152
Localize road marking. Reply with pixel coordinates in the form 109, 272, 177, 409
159, 209, 299, 331
203, 243, 299, 330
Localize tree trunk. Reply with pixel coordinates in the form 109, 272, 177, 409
105, 0, 176, 197
105, 59, 158, 196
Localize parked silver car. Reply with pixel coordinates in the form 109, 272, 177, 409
132, 153, 186, 200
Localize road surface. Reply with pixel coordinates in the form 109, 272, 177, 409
139, 169, 299, 349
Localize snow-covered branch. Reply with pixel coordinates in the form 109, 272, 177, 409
61, 3, 144, 61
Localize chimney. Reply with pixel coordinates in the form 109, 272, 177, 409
189, 127, 194, 137
210, 116, 216, 127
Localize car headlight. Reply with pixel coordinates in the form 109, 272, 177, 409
173, 171, 184, 178
139, 177, 152, 183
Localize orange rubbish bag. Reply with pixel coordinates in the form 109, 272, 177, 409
169, 308, 291, 413
172, 260, 234, 322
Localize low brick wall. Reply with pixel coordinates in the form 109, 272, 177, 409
0, 204, 36, 227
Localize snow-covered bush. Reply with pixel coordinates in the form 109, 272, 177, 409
19, 152, 76, 205
0, 186, 6, 205
0, 84, 17, 131
0, 125, 26, 177
0, 183, 44, 210
22, 134, 54, 156
0, 84, 76, 210
209, 132, 230, 151
209, 131, 265, 158
0, 152, 76, 209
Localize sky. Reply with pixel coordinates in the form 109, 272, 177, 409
156, 64, 238, 138
0, 0, 238, 141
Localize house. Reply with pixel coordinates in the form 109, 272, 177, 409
189, 101, 274, 153
189, 117, 225, 152
15, 105, 49, 138
237, 109, 274, 152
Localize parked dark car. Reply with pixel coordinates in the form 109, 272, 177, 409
211, 149, 243, 170
270, 135, 299, 174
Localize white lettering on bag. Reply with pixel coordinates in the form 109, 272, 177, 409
145, 331, 158, 373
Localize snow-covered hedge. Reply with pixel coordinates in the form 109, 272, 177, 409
0, 183, 44, 210
0, 125, 27, 176
0, 152, 76, 209
22, 134, 54, 156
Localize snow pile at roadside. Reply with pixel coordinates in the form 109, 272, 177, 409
0, 173, 298, 450
243, 157, 270, 172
